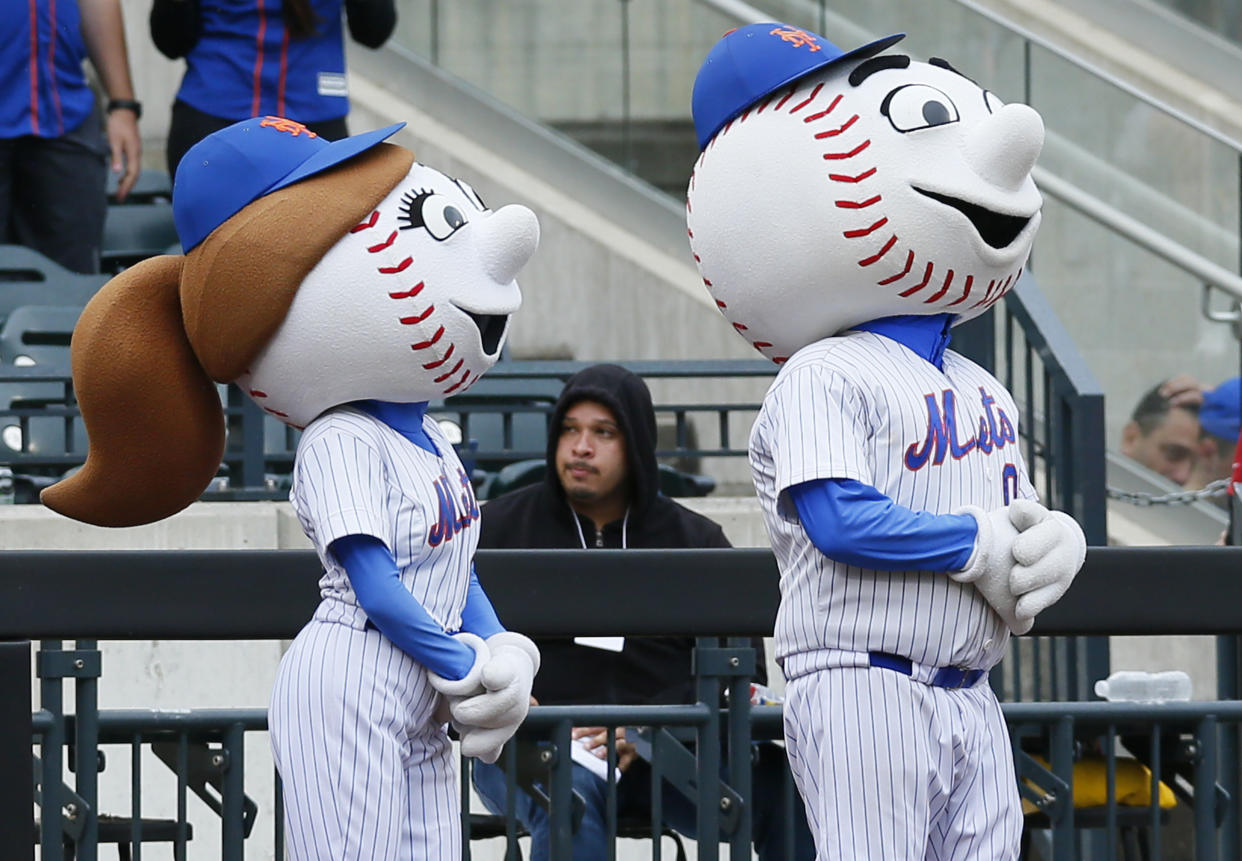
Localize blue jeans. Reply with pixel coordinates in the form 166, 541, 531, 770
472, 742, 814, 861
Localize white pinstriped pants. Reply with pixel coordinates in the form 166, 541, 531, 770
270, 620, 460, 860
783, 665, 1021, 860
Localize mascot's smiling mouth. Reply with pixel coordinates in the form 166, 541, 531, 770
461, 309, 508, 356
914, 187, 1032, 250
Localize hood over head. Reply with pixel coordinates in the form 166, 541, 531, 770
544, 364, 659, 521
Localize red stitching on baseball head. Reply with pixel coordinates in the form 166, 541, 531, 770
823, 140, 870, 160
843, 217, 888, 239
924, 269, 955, 303
389, 282, 425, 300
411, 326, 445, 350
829, 168, 877, 183
368, 231, 398, 253
857, 235, 897, 266
379, 257, 413, 274
789, 83, 824, 114
350, 211, 379, 233
399, 305, 435, 325
803, 94, 843, 123
877, 250, 915, 285
422, 343, 455, 370
899, 262, 935, 297
947, 275, 974, 306
813, 114, 858, 138
835, 195, 881, 210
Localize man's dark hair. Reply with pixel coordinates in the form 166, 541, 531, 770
1130, 380, 1199, 434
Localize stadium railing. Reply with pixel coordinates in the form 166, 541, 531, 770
3, 546, 1240, 860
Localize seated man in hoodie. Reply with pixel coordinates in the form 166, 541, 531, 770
471, 362, 812, 861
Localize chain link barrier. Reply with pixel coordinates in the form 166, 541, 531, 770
1106, 478, 1231, 507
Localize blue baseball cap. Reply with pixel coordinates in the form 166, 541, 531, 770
173, 116, 406, 252
1200, 377, 1242, 442
692, 23, 904, 150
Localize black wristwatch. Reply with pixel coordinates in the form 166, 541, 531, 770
106, 98, 143, 120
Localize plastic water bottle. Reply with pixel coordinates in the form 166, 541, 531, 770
1094, 670, 1192, 703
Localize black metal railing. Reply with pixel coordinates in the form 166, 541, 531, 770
3, 546, 1242, 860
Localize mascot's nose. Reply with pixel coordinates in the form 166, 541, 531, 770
474, 204, 540, 284
965, 103, 1045, 192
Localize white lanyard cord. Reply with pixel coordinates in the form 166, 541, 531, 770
568, 500, 629, 549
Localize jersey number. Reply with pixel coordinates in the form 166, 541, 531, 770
1001, 463, 1019, 505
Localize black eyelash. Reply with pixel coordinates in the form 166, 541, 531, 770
398, 188, 434, 230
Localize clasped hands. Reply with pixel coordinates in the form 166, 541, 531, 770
427, 631, 541, 763
954, 499, 1087, 635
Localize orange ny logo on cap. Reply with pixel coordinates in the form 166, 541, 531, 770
259, 116, 319, 138
769, 27, 821, 52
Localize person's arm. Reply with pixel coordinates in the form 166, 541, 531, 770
459, 564, 505, 639
331, 533, 479, 679
150, 0, 202, 59
78, 0, 142, 201
789, 477, 976, 572
344, 0, 396, 48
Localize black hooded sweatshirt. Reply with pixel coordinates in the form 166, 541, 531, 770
478, 363, 760, 705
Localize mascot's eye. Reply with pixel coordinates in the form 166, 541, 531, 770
983, 90, 1005, 114
399, 189, 469, 240
880, 84, 960, 132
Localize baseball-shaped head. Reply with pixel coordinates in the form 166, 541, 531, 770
239, 161, 537, 428
41, 117, 539, 526
687, 24, 1044, 362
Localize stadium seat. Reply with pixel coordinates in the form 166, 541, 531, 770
0, 246, 108, 326
106, 169, 172, 204
101, 202, 180, 274
0, 305, 80, 366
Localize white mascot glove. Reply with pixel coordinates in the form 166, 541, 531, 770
427, 632, 490, 724
952, 505, 1031, 635
448, 632, 540, 764
1007, 499, 1087, 626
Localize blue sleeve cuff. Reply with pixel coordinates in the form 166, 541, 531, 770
331, 534, 477, 679
789, 478, 976, 571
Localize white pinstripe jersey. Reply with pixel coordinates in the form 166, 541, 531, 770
290, 406, 478, 634
750, 331, 1037, 671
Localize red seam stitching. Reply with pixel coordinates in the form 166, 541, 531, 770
434, 359, 464, 384
813, 114, 858, 138
877, 250, 915, 286
829, 168, 877, 183
732, 322, 748, 332
858, 235, 897, 267
410, 326, 444, 350
399, 305, 435, 325
422, 343, 455, 370
368, 231, 398, 253
379, 257, 413, 274
899, 262, 935, 297
843, 217, 888, 239
788, 83, 824, 114
947, 275, 974, 306
389, 282, 425, 300
350, 211, 380, 233
835, 195, 882, 210
924, 269, 955, 304
443, 368, 471, 394
823, 140, 870, 160
803, 94, 843, 123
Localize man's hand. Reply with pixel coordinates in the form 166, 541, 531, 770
573, 726, 638, 772
105, 108, 142, 202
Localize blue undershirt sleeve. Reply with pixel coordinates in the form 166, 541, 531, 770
331, 533, 477, 680
459, 565, 505, 639
789, 477, 977, 572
